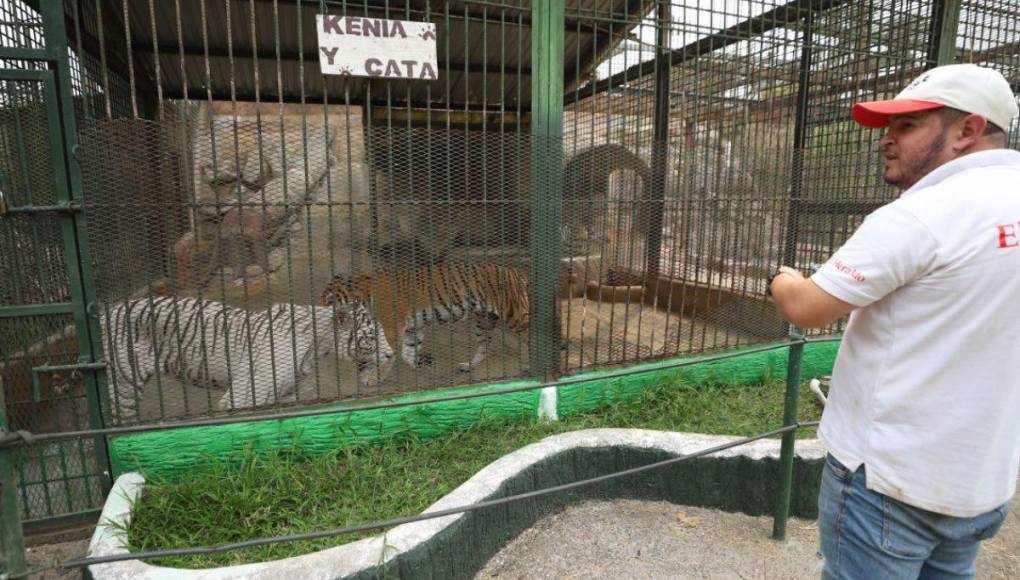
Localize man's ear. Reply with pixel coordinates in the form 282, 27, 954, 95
952, 114, 988, 152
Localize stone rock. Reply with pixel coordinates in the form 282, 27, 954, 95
245, 264, 264, 278
222, 275, 268, 301
267, 248, 285, 272
172, 232, 216, 288
195, 181, 243, 218
259, 170, 303, 206
309, 161, 371, 204
220, 206, 288, 236
218, 206, 289, 273
239, 153, 274, 190
199, 152, 245, 186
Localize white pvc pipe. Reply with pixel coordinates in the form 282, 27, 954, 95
538, 386, 558, 421
809, 378, 827, 406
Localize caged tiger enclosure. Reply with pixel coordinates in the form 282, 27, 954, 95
0, 0, 1019, 575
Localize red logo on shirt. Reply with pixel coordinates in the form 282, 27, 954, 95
995, 222, 1020, 248
832, 259, 866, 282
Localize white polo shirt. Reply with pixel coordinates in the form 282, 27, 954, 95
812, 149, 1020, 517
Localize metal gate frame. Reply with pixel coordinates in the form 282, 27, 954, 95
0, 1, 110, 573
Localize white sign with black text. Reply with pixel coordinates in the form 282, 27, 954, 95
316, 15, 438, 80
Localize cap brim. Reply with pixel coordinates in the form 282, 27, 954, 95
851, 99, 945, 128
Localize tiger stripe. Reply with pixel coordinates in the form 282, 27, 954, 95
99, 297, 391, 423
320, 262, 529, 378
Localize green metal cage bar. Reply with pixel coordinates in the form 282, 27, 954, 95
0, 384, 26, 580
40, 0, 112, 504
0, 2, 113, 574
529, 0, 564, 381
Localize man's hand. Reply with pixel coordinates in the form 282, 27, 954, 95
776, 265, 804, 282
765, 266, 804, 297
768, 266, 855, 328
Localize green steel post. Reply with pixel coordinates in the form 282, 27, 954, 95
529, 0, 564, 381
928, 1, 961, 66
40, 1, 114, 489
772, 328, 804, 540
782, 5, 812, 271
644, 1, 670, 285
0, 391, 27, 578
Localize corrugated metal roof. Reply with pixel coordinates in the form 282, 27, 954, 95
93, 0, 653, 110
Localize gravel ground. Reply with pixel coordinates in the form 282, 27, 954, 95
477, 500, 823, 580
22, 540, 88, 580
476, 486, 1019, 580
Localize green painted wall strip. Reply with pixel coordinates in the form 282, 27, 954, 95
110, 381, 541, 480
109, 340, 838, 480
557, 339, 837, 417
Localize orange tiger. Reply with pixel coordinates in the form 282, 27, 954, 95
321, 263, 529, 378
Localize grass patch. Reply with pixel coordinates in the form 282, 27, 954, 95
123, 377, 823, 569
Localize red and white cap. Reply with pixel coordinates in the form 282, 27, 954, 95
852, 64, 1018, 131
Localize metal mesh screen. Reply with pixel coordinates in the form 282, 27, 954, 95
64, 0, 135, 120
794, 1, 937, 336
78, 117, 538, 423
0, 72, 73, 398
32, 0, 992, 422
558, 1, 805, 371
62, 0, 815, 422
0, 314, 103, 522
957, 0, 1020, 148
0, 8, 106, 523
0, 0, 45, 68
0, 74, 72, 308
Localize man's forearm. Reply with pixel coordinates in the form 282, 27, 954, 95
771, 275, 814, 326
770, 273, 855, 328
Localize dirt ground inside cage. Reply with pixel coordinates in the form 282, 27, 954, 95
21, 480, 1018, 580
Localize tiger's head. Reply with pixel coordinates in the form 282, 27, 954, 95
322, 275, 394, 387
320, 273, 373, 307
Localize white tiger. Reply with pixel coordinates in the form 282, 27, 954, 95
100, 297, 393, 423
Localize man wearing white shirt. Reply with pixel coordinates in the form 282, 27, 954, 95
769, 64, 1020, 579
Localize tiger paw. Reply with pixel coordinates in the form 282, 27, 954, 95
457, 362, 472, 372
414, 353, 434, 367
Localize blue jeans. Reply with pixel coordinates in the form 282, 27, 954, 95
818, 454, 1009, 580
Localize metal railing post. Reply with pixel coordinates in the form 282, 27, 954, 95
927, 0, 961, 66
0, 388, 27, 578
772, 327, 804, 540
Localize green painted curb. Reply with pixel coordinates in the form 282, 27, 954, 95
109, 340, 838, 480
